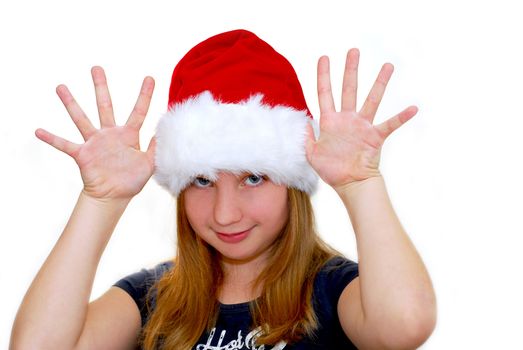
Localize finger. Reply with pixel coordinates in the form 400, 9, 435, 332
56, 85, 97, 141
126, 76, 155, 130
341, 48, 359, 112
317, 56, 336, 114
35, 128, 81, 158
91, 66, 116, 128
375, 105, 418, 140
360, 63, 394, 123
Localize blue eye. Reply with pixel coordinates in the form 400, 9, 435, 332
192, 177, 212, 188
191, 174, 267, 188
244, 174, 266, 186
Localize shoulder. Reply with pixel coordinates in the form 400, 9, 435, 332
319, 255, 358, 274
112, 260, 174, 325
114, 260, 173, 294
315, 256, 359, 297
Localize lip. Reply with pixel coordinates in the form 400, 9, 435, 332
215, 228, 252, 244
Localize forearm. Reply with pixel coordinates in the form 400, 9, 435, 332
336, 176, 436, 339
11, 191, 130, 349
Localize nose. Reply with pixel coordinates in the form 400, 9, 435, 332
213, 182, 242, 227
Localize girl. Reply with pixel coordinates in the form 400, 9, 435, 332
11, 29, 436, 349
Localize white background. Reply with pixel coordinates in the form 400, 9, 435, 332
1, 0, 522, 348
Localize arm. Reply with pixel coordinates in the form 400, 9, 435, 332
336, 176, 436, 349
10, 193, 139, 349
10, 66, 156, 349
305, 49, 436, 349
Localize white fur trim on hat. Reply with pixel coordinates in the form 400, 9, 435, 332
153, 91, 319, 197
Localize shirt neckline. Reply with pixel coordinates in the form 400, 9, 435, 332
219, 300, 252, 312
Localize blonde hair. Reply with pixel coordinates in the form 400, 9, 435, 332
140, 188, 338, 349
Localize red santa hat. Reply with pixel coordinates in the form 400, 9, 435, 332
154, 29, 319, 197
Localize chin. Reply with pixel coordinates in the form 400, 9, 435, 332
218, 250, 256, 263
216, 245, 267, 264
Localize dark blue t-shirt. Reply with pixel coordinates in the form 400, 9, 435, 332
114, 256, 359, 349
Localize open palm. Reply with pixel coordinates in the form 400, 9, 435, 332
305, 49, 418, 191
35, 67, 156, 200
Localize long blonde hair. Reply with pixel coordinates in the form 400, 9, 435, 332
140, 187, 338, 349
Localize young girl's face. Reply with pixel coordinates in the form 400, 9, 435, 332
183, 171, 289, 264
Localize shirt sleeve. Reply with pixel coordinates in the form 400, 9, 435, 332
313, 256, 359, 325
113, 260, 174, 326
302, 256, 359, 348
321, 256, 359, 303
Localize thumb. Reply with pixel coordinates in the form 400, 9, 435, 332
304, 122, 316, 164
146, 136, 157, 171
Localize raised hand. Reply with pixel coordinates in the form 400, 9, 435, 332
305, 49, 418, 192
35, 67, 156, 201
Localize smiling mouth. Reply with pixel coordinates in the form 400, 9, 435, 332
215, 229, 250, 236
215, 228, 253, 243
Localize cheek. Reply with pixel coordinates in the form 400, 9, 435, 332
184, 189, 212, 229
249, 187, 288, 226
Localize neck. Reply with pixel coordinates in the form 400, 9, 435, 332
218, 252, 269, 304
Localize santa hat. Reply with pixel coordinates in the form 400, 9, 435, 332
153, 29, 319, 197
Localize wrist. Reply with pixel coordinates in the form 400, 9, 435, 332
333, 174, 385, 199
79, 190, 131, 212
